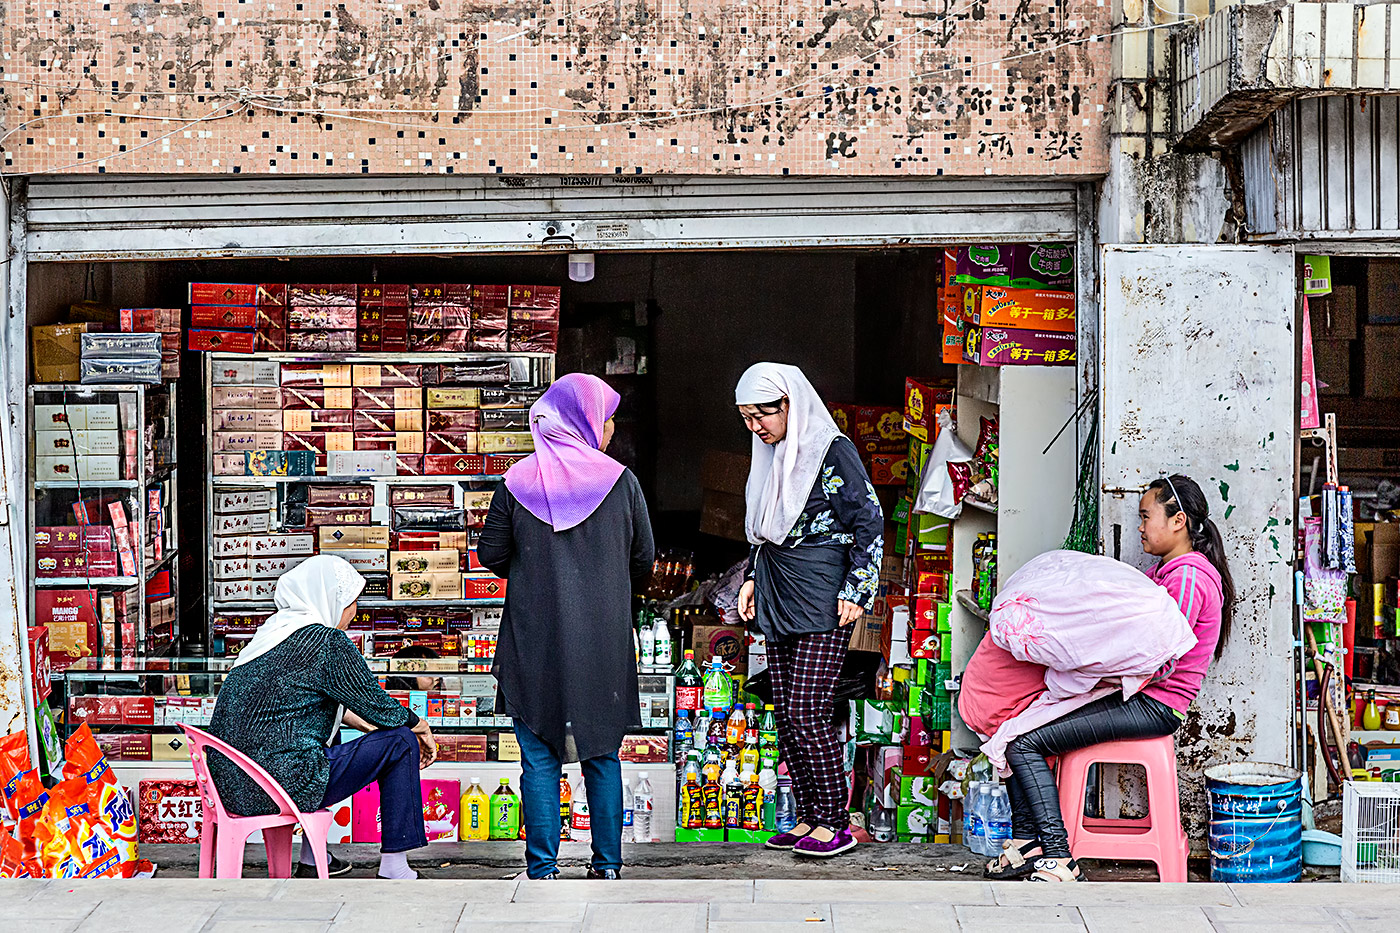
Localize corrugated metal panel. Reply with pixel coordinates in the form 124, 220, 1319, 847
1245, 94, 1400, 238
1100, 244, 1297, 844
21, 175, 1084, 260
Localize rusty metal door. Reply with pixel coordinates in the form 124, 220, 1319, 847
1100, 244, 1296, 841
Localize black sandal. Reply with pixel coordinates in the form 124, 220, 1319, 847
984, 839, 1043, 880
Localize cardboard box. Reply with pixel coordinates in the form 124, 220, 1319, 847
34, 429, 121, 456
213, 489, 276, 514
424, 454, 488, 476
281, 363, 353, 387
334, 549, 390, 573
138, 780, 204, 843
319, 525, 391, 549
191, 282, 257, 305
1365, 326, 1400, 397
32, 323, 95, 382
211, 359, 281, 386
1313, 339, 1352, 395
389, 550, 460, 573
965, 286, 1076, 332
191, 305, 258, 329
212, 386, 282, 409
248, 533, 316, 556
214, 409, 283, 432
392, 571, 463, 600
691, 623, 747, 673
1373, 524, 1400, 584
425, 431, 479, 455
355, 410, 425, 433
188, 329, 257, 354
1312, 286, 1359, 340
327, 450, 395, 476
828, 404, 905, 455
462, 575, 507, 600
700, 449, 750, 496
36, 454, 122, 483
903, 378, 956, 442
1368, 259, 1400, 323
477, 432, 533, 454
281, 387, 354, 410
963, 326, 1075, 367
426, 387, 482, 409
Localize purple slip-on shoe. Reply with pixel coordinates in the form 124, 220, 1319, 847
764, 826, 814, 850
792, 827, 858, 858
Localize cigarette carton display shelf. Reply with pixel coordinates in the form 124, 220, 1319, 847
28, 384, 183, 666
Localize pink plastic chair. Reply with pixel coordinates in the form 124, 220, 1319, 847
180, 724, 333, 879
1056, 734, 1190, 882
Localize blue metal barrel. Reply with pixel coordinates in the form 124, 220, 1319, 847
1205, 762, 1303, 883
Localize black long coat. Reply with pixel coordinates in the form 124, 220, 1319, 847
478, 471, 655, 762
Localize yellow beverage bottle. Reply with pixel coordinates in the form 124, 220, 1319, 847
462, 777, 491, 842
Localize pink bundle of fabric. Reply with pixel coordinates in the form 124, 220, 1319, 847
980, 550, 1196, 772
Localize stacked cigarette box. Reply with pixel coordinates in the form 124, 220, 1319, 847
287, 284, 358, 352
120, 308, 183, 379
33, 401, 125, 482
410, 284, 473, 352
508, 285, 561, 353
211, 359, 285, 475
188, 282, 258, 354
80, 332, 162, 385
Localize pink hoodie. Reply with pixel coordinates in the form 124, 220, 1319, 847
1142, 551, 1224, 713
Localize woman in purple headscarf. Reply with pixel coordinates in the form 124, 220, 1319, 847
478, 373, 655, 881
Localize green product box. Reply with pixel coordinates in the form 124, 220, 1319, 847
933, 661, 954, 692
937, 601, 952, 633
726, 828, 768, 845
675, 827, 726, 843
897, 833, 934, 843
895, 768, 940, 806
916, 512, 951, 549
905, 683, 925, 718
926, 699, 952, 730
912, 658, 933, 688
896, 803, 940, 835
851, 699, 906, 744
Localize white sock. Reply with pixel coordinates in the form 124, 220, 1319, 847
378, 851, 417, 880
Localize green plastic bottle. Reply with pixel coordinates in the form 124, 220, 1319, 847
489, 778, 520, 840
702, 656, 733, 710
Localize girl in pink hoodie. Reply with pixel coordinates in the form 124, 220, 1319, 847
984, 474, 1234, 882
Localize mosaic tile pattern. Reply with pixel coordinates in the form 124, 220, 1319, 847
1, 0, 1110, 176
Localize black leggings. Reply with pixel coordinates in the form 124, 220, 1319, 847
1004, 692, 1182, 858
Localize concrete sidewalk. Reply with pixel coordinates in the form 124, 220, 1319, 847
3, 877, 1395, 933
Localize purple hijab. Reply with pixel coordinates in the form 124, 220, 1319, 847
504, 373, 626, 531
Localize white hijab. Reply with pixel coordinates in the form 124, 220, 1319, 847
735, 362, 842, 545
233, 554, 366, 668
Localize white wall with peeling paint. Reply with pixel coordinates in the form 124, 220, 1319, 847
1100, 244, 1297, 843
0, 182, 30, 745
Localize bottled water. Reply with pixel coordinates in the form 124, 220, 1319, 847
964, 782, 989, 856
633, 772, 654, 843
774, 775, 797, 833
986, 786, 1013, 857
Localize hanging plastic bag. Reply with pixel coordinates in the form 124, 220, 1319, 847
913, 409, 973, 518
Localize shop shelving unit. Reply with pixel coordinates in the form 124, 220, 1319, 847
946, 364, 1078, 748
196, 348, 680, 837
27, 383, 182, 660
200, 350, 555, 642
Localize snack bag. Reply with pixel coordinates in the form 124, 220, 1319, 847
35, 806, 84, 879
12, 769, 50, 862
0, 828, 32, 878
62, 724, 138, 874
1, 748, 27, 822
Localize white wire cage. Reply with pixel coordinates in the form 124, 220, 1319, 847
1342, 781, 1400, 883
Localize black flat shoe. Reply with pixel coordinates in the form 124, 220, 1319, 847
586, 866, 622, 879
294, 852, 353, 878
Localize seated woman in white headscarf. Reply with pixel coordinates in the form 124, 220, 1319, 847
734, 362, 884, 859
208, 554, 437, 880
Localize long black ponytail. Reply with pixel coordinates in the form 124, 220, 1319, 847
1147, 474, 1236, 659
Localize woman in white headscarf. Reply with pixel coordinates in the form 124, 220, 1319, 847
209, 555, 436, 879
734, 363, 884, 859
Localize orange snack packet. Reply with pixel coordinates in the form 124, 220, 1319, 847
62, 724, 138, 875
0, 829, 31, 878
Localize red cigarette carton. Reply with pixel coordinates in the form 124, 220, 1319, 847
188, 329, 257, 354
190, 282, 256, 306
191, 305, 257, 329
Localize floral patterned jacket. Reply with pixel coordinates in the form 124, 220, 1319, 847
747, 435, 885, 610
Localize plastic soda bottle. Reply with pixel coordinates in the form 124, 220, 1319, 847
708, 707, 728, 752
674, 650, 703, 712
703, 775, 723, 829
462, 777, 491, 841
633, 772, 654, 843
489, 778, 520, 840
702, 746, 723, 785
682, 769, 704, 829
559, 775, 572, 841
639, 620, 656, 666
570, 775, 591, 845
702, 656, 733, 709
741, 771, 762, 831
759, 704, 779, 769
726, 705, 748, 749
986, 786, 1013, 857
674, 710, 693, 752
740, 734, 760, 775
723, 772, 744, 829
744, 703, 759, 742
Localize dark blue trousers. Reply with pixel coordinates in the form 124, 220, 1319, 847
321, 725, 427, 854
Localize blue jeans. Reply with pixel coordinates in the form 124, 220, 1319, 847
320, 725, 427, 854
513, 718, 622, 878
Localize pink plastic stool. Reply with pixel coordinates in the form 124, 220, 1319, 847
180, 724, 333, 879
1056, 734, 1189, 882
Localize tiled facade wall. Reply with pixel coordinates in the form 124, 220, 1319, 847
2, 0, 1110, 176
